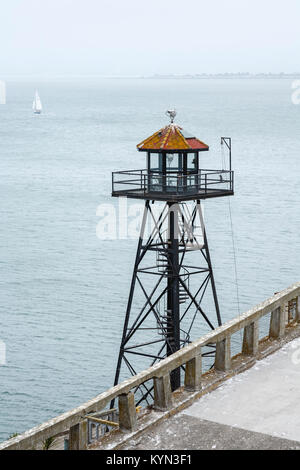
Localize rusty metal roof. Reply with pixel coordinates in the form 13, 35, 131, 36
137, 124, 209, 151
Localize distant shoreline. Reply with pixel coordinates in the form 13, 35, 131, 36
140, 73, 300, 80
2, 73, 300, 82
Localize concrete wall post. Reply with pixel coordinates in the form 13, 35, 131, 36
296, 296, 300, 323
118, 392, 137, 432
215, 336, 231, 371
184, 353, 202, 391
69, 420, 88, 450
242, 321, 259, 356
153, 374, 173, 411
269, 305, 286, 339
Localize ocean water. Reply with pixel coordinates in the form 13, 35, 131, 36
0, 78, 299, 441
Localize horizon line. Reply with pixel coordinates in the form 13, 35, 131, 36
1, 72, 300, 81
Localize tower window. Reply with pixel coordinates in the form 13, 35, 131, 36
187, 153, 198, 171
150, 153, 163, 172
166, 153, 183, 172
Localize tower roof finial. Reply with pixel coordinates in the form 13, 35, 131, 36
166, 109, 177, 124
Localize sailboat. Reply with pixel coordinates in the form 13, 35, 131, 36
33, 90, 42, 114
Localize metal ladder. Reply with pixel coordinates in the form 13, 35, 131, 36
157, 308, 173, 338
179, 267, 190, 305
156, 249, 169, 273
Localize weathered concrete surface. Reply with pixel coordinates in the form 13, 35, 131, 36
118, 337, 300, 450
121, 415, 300, 450
182, 337, 300, 443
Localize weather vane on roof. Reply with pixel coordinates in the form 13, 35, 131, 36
166, 109, 177, 124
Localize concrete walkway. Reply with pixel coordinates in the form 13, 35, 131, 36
122, 338, 300, 450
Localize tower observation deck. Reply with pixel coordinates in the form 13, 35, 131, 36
112, 117, 233, 202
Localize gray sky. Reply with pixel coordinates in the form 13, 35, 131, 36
1, 0, 300, 76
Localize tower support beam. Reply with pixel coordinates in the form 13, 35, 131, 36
112, 200, 222, 404
167, 203, 180, 390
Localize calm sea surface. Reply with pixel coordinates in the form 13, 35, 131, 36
0, 78, 299, 441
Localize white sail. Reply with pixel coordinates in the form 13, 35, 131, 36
33, 90, 42, 113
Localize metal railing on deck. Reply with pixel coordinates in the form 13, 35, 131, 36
1, 282, 299, 451
112, 169, 234, 196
